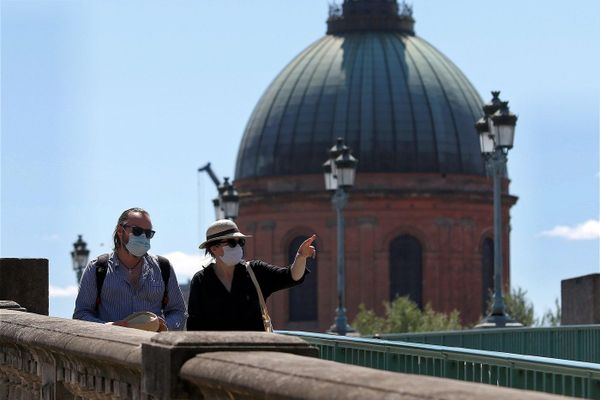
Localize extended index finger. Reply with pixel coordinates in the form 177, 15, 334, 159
303, 234, 317, 246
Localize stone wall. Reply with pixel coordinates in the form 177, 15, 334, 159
0, 258, 48, 315
562, 273, 600, 324
0, 309, 564, 400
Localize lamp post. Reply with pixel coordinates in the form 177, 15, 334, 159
198, 163, 240, 221
71, 235, 90, 283
323, 137, 358, 335
218, 177, 240, 220
475, 91, 522, 328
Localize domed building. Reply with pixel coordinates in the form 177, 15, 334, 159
234, 0, 517, 331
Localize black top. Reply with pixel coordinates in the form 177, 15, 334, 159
187, 260, 306, 331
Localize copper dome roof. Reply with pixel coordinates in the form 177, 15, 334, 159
235, 1, 485, 179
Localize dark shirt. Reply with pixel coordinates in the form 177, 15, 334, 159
187, 259, 305, 331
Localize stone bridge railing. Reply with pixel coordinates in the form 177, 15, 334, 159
0, 309, 563, 400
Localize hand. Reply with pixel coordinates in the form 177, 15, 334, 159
297, 234, 317, 259
157, 317, 169, 332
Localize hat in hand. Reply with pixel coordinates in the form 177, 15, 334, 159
123, 311, 160, 332
199, 219, 252, 249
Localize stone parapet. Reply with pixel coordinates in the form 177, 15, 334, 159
142, 331, 318, 399
0, 309, 566, 399
0, 309, 153, 399
180, 351, 564, 400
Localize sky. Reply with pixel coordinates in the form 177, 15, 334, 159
1, 0, 599, 324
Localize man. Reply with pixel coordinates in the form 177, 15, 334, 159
73, 207, 186, 331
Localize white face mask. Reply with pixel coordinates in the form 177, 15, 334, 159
219, 245, 243, 267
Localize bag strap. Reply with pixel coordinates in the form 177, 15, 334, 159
244, 261, 273, 333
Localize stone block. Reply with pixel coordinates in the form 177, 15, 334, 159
0, 301, 26, 312
141, 331, 318, 400
180, 351, 566, 400
0, 259, 48, 315
562, 273, 600, 324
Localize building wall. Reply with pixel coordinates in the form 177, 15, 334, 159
0, 258, 48, 315
561, 273, 600, 325
235, 173, 516, 332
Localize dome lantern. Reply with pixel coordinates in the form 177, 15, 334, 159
327, 0, 415, 35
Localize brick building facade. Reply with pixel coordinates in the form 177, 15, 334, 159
234, 173, 516, 332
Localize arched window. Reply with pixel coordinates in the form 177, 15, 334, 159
389, 235, 423, 308
481, 238, 494, 314
288, 236, 318, 321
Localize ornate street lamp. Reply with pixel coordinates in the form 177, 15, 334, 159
71, 235, 90, 284
475, 91, 522, 328
323, 137, 358, 335
199, 163, 240, 221
212, 197, 224, 220
219, 177, 240, 220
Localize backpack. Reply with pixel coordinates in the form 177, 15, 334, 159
95, 253, 171, 311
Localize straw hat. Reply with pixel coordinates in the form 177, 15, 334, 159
199, 219, 252, 249
123, 311, 160, 332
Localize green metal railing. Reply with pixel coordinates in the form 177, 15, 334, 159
280, 331, 600, 399
374, 325, 600, 364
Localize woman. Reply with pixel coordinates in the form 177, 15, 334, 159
187, 219, 315, 331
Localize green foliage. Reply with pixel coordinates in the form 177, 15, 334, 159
487, 287, 561, 327
540, 298, 561, 327
352, 296, 462, 335
354, 287, 562, 335
502, 286, 536, 326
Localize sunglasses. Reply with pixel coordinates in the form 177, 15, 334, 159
123, 224, 155, 239
217, 238, 245, 248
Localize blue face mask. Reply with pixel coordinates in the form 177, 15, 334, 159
125, 234, 151, 257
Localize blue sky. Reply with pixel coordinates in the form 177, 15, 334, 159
1, 0, 599, 323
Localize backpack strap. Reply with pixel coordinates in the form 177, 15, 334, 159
95, 253, 110, 311
156, 255, 171, 308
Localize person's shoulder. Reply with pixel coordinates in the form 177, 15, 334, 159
145, 253, 160, 266
146, 253, 175, 273
192, 263, 214, 280
151, 254, 177, 272
86, 252, 114, 269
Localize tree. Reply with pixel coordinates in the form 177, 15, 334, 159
352, 296, 462, 335
540, 298, 561, 327
486, 287, 561, 327
354, 288, 560, 335
501, 286, 536, 326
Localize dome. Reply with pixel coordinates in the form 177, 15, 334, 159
235, 1, 485, 180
